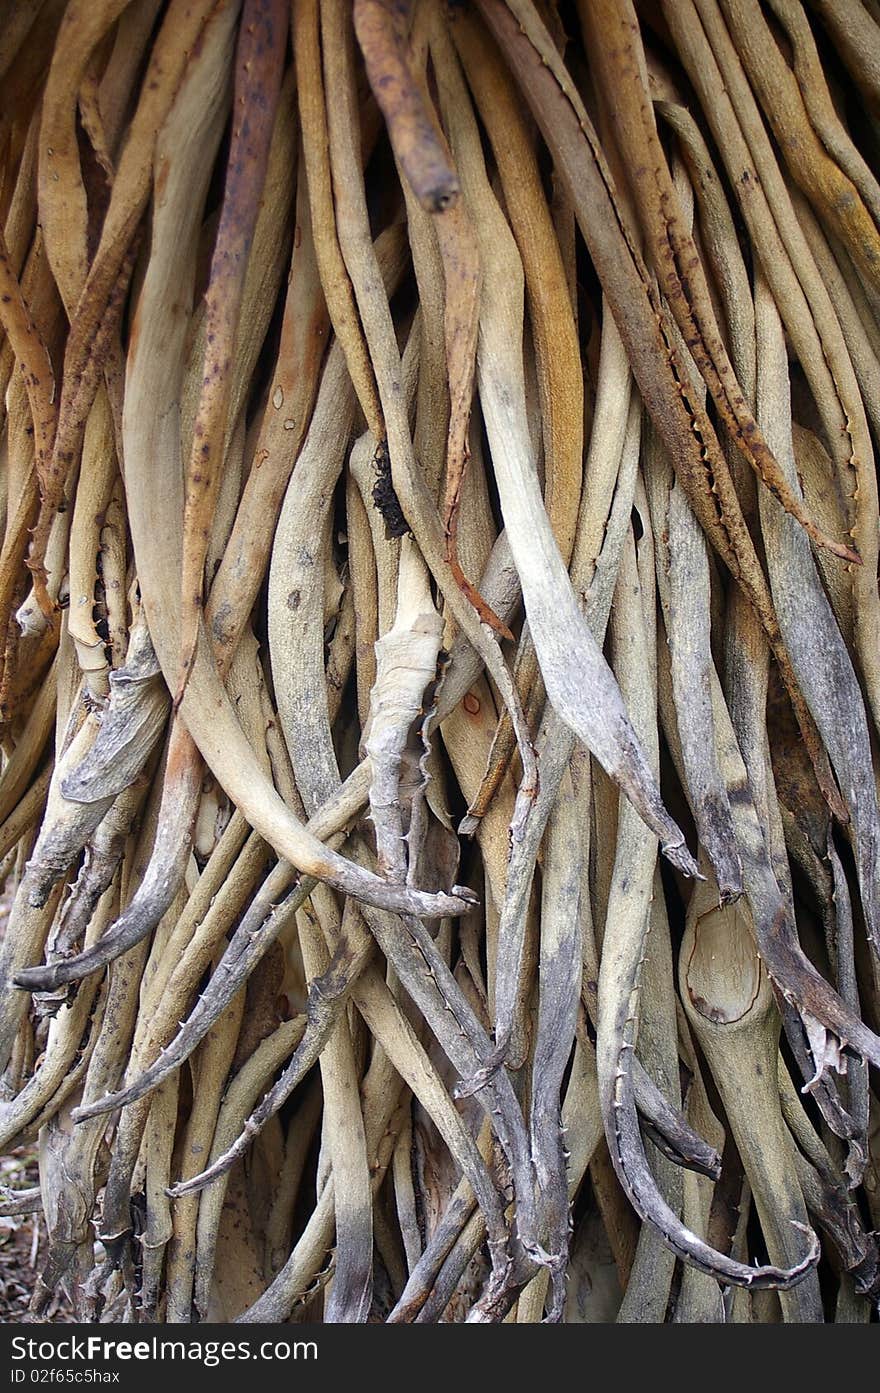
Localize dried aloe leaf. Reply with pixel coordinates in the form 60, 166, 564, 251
437, 12, 696, 875
595, 527, 814, 1291
754, 276, 880, 967
177, 0, 289, 701
355, 0, 458, 214
717, 0, 880, 293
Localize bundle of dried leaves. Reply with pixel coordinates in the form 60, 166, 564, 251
0, 0, 879, 1324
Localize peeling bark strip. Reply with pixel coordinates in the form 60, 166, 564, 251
177, 0, 289, 702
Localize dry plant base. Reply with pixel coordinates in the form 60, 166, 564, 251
0, 0, 878, 1324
